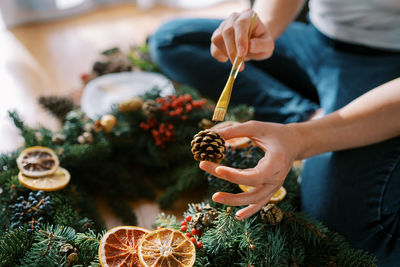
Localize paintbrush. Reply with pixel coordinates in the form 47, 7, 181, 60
212, 12, 258, 122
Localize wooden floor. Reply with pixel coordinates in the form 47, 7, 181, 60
0, 1, 249, 229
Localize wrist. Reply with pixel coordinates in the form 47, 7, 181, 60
285, 122, 313, 160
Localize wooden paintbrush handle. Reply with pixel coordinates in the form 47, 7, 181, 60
229, 12, 258, 79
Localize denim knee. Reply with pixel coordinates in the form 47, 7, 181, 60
149, 18, 220, 65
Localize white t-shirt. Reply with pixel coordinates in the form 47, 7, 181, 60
309, 0, 400, 51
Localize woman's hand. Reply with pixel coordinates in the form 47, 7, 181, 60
210, 9, 274, 70
200, 121, 300, 220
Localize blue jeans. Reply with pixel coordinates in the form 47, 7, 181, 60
149, 18, 400, 265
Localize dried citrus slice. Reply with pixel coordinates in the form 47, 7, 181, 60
138, 228, 196, 267
99, 226, 150, 267
17, 146, 59, 177
225, 137, 252, 149
239, 185, 287, 203
18, 167, 70, 191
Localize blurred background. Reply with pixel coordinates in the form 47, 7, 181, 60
0, 0, 250, 229
0, 0, 252, 153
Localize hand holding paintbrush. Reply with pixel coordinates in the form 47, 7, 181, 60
212, 11, 259, 122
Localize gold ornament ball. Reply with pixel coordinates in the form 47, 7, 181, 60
118, 97, 143, 112
100, 114, 117, 133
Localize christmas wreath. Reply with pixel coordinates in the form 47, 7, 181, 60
0, 46, 376, 266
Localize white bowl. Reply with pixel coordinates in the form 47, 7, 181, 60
81, 72, 175, 119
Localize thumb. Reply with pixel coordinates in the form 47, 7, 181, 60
214, 121, 258, 140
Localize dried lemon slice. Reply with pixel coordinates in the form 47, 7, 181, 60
138, 228, 196, 267
99, 226, 150, 267
239, 185, 287, 203
17, 146, 59, 177
18, 167, 70, 191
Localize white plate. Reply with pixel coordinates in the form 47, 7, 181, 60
81, 72, 175, 119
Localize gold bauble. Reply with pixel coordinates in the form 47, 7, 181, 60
100, 114, 117, 133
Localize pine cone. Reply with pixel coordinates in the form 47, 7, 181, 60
142, 100, 158, 117
191, 130, 226, 163
192, 205, 218, 231
198, 118, 215, 130
38, 96, 75, 121
260, 203, 283, 225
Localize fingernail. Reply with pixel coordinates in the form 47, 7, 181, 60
235, 213, 244, 221
212, 194, 224, 203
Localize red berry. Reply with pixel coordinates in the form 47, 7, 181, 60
167, 124, 174, 130
80, 73, 89, 81
169, 111, 175, 117
185, 233, 191, 238
185, 215, 192, 222
197, 241, 203, 249
181, 115, 187, 121
191, 228, 197, 236
180, 221, 187, 226
157, 226, 162, 230
180, 225, 187, 232
184, 94, 192, 102
190, 237, 197, 244
185, 104, 192, 112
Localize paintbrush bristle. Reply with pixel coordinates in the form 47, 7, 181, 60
212, 107, 227, 122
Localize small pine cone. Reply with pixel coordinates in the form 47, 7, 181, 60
260, 203, 283, 225
38, 96, 75, 121
198, 118, 215, 130
191, 130, 226, 163
142, 100, 158, 117
118, 97, 143, 112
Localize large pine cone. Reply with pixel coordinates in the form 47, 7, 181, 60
260, 203, 283, 225
191, 130, 226, 163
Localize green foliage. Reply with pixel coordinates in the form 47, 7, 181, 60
74, 229, 103, 266
0, 227, 33, 266
21, 224, 76, 266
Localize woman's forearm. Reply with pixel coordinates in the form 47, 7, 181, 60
253, 0, 306, 40
291, 78, 400, 159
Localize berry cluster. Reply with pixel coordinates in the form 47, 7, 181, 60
8, 191, 52, 233
140, 118, 176, 149
180, 215, 203, 249
224, 144, 263, 169
156, 94, 206, 120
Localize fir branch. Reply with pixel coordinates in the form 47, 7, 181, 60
21, 224, 76, 267
8, 110, 38, 146
0, 227, 33, 266
74, 229, 104, 266
155, 213, 180, 229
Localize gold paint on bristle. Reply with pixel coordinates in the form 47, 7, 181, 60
212, 75, 236, 121
212, 107, 227, 121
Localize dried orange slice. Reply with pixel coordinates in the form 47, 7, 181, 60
239, 185, 287, 203
99, 226, 150, 267
225, 137, 252, 149
138, 228, 196, 267
18, 167, 70, 191
17, 146, 59, 177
